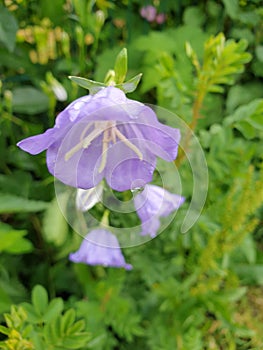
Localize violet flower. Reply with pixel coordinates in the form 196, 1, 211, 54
155, 13, 166, 25
69, 228, 132, 270
140, 5, 157, 22
134, 184, 185, 238
17, 87, 180, 192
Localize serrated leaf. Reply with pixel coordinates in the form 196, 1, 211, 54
0, 193, 48, 213
69, 76, 106, 94
32, 285, 49, 316
116, 73, 142, 93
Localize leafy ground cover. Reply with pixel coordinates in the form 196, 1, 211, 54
0, 0, 263, 349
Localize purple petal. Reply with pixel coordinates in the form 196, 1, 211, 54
17, 87, 182, 192
136, 122, 181, 161
48, 132, 104, 189
134, 185, 185, 236
141, 217, 160, 238
105, 137, 156, 191
69, 229, 132, 270
55, 95, 92, 127
17, 128, 58, 155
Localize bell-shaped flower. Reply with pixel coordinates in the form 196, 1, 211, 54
134, 184, 185, 238
69, 228, 132, 270
17, 87, 180, 192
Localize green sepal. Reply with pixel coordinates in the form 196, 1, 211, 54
116, 73, 143, 93
69, 72, 142, 95
68, 76, 106, 94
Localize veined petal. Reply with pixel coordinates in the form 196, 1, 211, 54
55, 95, 92, 127
47, 128, 104, 189
136, 122, 181, 161
141, 217, 160, 238
17, 128, 58, 155
105, 138, 156, 191
134, 185, 185, 237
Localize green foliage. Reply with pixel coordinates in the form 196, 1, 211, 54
0, 194, 48, 213
0, 5, 18, 52
1, 1, 263, 349
186, 33, 252, 94
69, 47, 142, 94
0, 223, 33, 254
0, 285, 91, 350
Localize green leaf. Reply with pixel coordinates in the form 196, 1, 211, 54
239, 235, 257, 264
0, 224, 33, 254
63, 333, 91, 348
43, 195, 68, 246
0, 325, 9, 336
0, 5, 18, 52
61, 309, 75, 334
226, 83, 263, 113
22, 303, 41, 323
233, 264, 263, 285
114, 48, 128, 84
116, 73, 142, 93
42, 298, 64, 323
183, 6, 205, 27
44, 322, 59, 344
0, 193, 48, 213
235, 121, 256, 139
32, 285, 49, 316
12, 87, 49, 115
224, 99, 263, 138
0, 287, 12, 314
67, 320, 85, 334
68, 76, 106, 94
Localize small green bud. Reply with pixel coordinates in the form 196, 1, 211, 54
95, 10, 105, 29
104, 69, 116, 86
75, 25, 84, 47
114, 48, 128, 84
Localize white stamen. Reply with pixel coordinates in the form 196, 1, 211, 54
80, 122, 93, 140
98, 129, 110, 173
114, 128, 143, 160
65, 125, 105, 161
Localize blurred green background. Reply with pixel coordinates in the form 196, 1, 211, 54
0, 0, 263, 349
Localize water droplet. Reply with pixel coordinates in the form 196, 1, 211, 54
131, 186, 144, 194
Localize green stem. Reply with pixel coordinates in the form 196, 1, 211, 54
175, 87, 206, 167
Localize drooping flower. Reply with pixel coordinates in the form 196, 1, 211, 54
134, 184, 185, 238
69, 228, 132, 270
17, 87, 180, 192
140, 5, 157, 22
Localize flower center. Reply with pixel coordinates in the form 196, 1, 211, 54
64, 121, 143, 173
